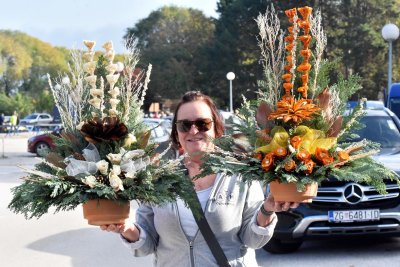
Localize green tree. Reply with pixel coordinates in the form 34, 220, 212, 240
0, 30, 69, 113
124, 6, 215, 110
209, 0, 400, 106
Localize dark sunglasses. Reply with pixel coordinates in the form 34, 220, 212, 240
176, 118, 213, 133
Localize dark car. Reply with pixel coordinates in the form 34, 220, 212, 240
27, 120, 172, 157
264, 107, 400, 253
27, 128, 62, 157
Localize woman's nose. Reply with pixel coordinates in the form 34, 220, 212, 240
188, 124, 199, 134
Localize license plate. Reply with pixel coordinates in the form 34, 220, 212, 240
328, 209, 380, 223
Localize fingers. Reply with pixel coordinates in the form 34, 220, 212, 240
273, 201, 299, 212
100, 223, 125, 233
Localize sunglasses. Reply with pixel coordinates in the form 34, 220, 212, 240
176, 118, 213, 133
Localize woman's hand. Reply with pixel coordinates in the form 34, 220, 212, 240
263, 193, 299, 212
100, 223, 140, 243
256, 194, 299, 227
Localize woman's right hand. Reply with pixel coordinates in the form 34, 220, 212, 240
100, 223, 140, 242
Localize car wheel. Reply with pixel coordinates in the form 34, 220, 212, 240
263, 237, 303, 254
35, 142, 50, 157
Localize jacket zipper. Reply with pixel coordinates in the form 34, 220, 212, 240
174, 173, 226, 267
189, 240, 195, 267
175, 202, 196, 267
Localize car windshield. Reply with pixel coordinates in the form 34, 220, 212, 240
353, 116, 400, 148
24, 114, 38, 119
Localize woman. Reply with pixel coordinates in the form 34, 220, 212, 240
101, 91, 298, 266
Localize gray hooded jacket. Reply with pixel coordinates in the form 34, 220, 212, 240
124, 173, 277, 267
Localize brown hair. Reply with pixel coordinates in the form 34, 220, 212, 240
171, 91, 224, 149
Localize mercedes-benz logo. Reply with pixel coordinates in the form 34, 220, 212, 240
343, 183, 363, 204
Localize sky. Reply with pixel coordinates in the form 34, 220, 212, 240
1, 0, 219, 52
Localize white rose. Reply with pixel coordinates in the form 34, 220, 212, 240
111, 165, 121, 176
109, 174, 124, 191
107, 153, 122, 164
83, 175, 97, 188
96, 160, 109, 175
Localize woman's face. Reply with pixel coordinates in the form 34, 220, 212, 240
176, 100, 215, 160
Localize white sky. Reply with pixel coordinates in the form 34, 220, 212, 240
1, 0, 219, 52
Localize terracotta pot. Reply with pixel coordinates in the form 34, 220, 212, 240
82, 199, 130, 226
269, 181, 318, 203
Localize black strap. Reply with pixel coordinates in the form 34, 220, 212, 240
188, 190, 231, 267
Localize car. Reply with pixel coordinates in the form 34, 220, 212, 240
263, 107, 400, 253
347, 100, 385, 110
27, 128, 62, 157
20, 113, 53, 125
143, 118, 172, 138
28, 119, 172, 157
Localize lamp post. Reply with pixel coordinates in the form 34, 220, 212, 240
381, 23, 399, 107
226, 72, 235, 113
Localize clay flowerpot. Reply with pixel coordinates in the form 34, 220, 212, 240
269, 181, 318, 203
82, 199, 130, 226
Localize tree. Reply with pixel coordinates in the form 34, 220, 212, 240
124, 6, 215, 110
0, 30, 69, 113
208, 0, 400, 106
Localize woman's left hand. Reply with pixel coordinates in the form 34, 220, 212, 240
257, 194, 300, 227
263, 193, 299, 212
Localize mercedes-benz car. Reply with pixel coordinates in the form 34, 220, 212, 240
264, 107, 400, 253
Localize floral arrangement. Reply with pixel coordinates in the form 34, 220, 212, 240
8, 39, 194, 219
199, 6, 400, 196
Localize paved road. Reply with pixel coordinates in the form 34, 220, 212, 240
1, 134, 400, 267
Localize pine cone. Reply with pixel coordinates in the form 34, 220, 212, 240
95, 175, 110, 185
80, 117, 128, 144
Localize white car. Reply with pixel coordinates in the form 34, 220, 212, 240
143, 118, 171, 143
19, 113, 53, 125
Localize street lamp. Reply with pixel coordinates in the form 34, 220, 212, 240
381, 23, 399, 107
226, 72, 235, 113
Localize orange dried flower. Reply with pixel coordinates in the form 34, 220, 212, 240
297, 85, 308, 93
261, 153, 274, 172
297, 63, 311, 72
274, 147, 288, 158
300, 49, 312, 59
285, 8, 297, 18
286, 55, 293, 64
315, 147, 334, 166
298, 6, 313, 20
268, 98, 320, 124
290, 136, 302, 149
297, 150, 311, 161
298, 35, 312, 47
337, 150, 350, 161
282, 73, 292, 82
284, 65, 293, 72
285, 35, 294, 43
285, 43, 294, 51
298, 20, 310, 31
288, 26, 294, 34
283, 83, 293, 91
315, 147, 329, 160
301, 74, 309, 84
284, 159, 296, 172
303, 159, 315, 174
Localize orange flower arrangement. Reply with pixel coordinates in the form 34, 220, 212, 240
199, 5, 399, 202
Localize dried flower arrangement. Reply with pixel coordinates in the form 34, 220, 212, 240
8, 39, 194, 221
199, 6, 400, 201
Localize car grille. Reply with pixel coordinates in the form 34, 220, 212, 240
309, 180, 400, 209
306, 218, 400, 236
